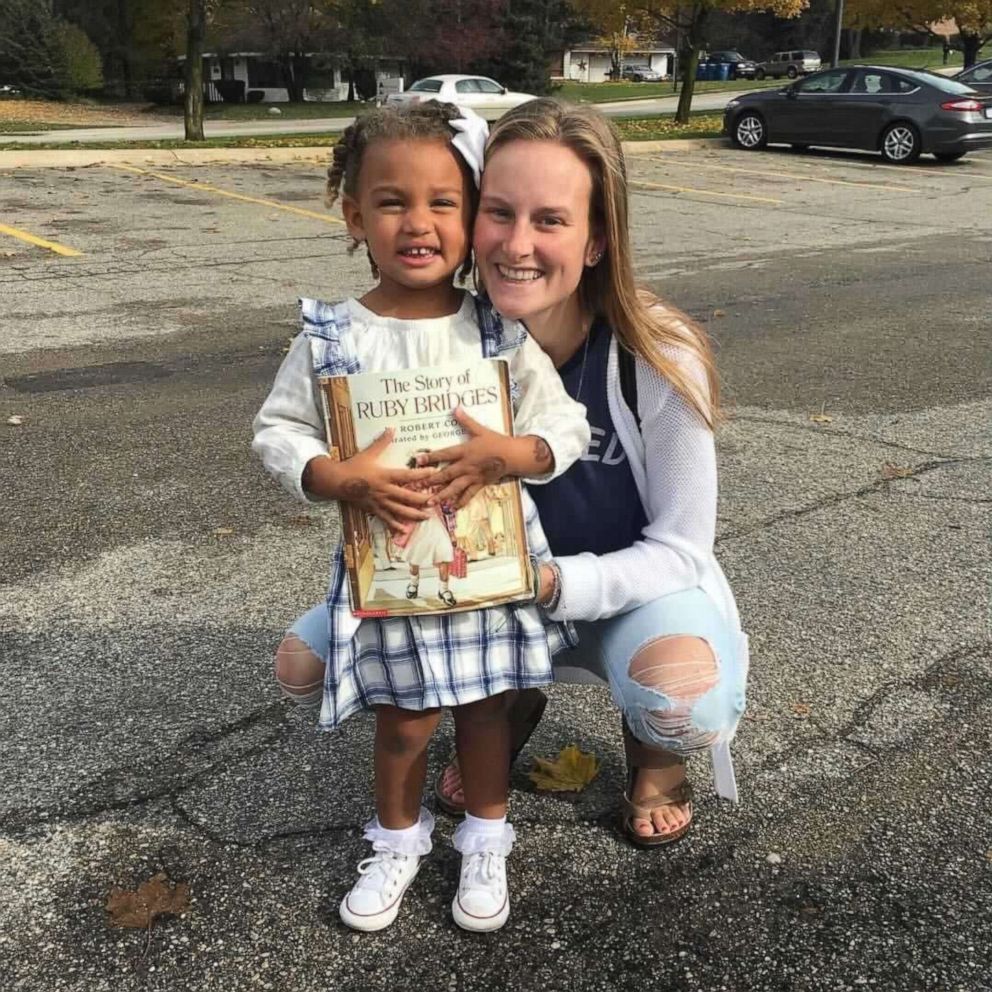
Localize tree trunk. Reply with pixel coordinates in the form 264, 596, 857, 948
184, 0, 206, 141
675, 5, 708, 125
847, 28, 862, 60
960, 32, 982, 68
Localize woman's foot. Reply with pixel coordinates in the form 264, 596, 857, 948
439, 589, 457, 608
405, 582, 419, 599
628, 763, 692, 839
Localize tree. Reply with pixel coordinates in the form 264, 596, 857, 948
571, 1, 645, 78
846, 0, 992, 67
629, 0, 808, 121
55, 21, 104, 92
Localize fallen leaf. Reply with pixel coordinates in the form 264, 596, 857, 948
791, 702, 812, 717
528, 745, 599, 793
6, 415, 24, 426
881, 462, 913, 480
809, 413, 832, 424
712, 308, 726, 318
211, 527, 234, 537
105, 872, 190, 929
288, 514, 312, 527
986, 849, 992, 861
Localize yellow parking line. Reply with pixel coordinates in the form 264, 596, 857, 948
653, 157, 918, 193
631, 179, 782, 205
110, 164, 346, 225
0, 222, 83, 257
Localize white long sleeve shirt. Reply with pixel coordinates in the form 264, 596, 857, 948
252, 294, 590, 501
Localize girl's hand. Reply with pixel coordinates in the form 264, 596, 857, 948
303, 429, 435, 531
418, 408, 512, 508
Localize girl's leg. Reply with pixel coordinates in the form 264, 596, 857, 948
407, 565, 420, 598
450, 693, 516, 933
452, 692, 512, 818
374, 704, 443, 828
274, 604, 328, 706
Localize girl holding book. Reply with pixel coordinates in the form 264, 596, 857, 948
252, 102, 589, 933
278, 99, 749, 852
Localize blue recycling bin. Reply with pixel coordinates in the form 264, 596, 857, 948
696, 62, 707, 80
717, 62, 731, 81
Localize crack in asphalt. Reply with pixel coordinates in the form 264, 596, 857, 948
716, 457, 962, 545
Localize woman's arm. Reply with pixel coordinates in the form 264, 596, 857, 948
546, 348, 717, 622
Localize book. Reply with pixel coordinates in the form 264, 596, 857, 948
318, 359, 533, 618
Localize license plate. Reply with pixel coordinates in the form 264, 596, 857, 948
986, 107, 992, 119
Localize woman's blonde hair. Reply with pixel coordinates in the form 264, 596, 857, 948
485, 99, 719, 429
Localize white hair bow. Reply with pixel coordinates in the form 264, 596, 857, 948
449, 106, 489, 188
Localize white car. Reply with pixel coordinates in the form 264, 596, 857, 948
386, 74, 536, 114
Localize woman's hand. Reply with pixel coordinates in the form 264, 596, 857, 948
302, 429, 435, 531
535, 563, 557, 606
418, 408, 514, 508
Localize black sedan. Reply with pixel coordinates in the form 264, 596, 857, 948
954, 58, 992, 94
707, 50, 758, 79
723, 65, 992, 163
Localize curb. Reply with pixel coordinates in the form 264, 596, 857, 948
0, 137, 728, 169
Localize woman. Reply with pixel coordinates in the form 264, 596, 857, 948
276, 99, 748, 845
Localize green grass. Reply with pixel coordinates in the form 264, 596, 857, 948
0, 121, 121, 133
555, 78, 782, 103
155, 100, 366, 120
839, 47, 971, 70
0, 114, 725, 151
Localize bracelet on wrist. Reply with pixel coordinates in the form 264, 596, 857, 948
545, 560, 563, 612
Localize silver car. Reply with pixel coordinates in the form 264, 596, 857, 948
755, 50, 822, 80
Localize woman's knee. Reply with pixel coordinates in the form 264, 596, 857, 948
274, 633, 325, 706
624, 635, 721, 754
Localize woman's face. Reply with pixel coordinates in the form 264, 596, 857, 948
474, 140, 602, 325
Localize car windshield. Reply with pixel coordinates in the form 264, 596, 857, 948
409, 78, 442, 92
900, 69, 976, 94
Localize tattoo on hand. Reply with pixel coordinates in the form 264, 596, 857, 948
533, 437, 552, 465
481, 457, 507, 482
341, 478, 371, 501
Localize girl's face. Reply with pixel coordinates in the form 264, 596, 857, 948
342, 138, 472, 309
474, 139, 602, 325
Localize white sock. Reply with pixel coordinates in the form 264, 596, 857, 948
373, 819, 422, 846
462, 812, 507, 835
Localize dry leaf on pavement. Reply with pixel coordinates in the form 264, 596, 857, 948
881, 462, 913, 480
105, 872, 190, 929
6, 415, 24, 426
809, 413, 832, 424
211, 527, 235, 537
528, 745, 600, 793
791, 702, 812, 717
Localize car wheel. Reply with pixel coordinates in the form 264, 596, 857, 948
934, 151, 966, 162
880, 122, 921, 164
786, 66, 798, 79
755, 68, 766, 80
732, 112, 767, 151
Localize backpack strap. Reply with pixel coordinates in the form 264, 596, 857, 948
618, 343, 641, 431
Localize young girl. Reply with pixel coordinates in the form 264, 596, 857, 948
252, 102, 589, 933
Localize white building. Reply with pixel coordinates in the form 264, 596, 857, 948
177, 52, 405, 103
552, 44, 676, 83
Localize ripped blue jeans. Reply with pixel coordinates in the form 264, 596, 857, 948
554, 586, 748, 760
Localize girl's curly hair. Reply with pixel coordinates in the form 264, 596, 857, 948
326, 101, 476, 282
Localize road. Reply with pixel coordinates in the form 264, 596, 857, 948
1, 145, 990, 991
2, 91, 736, 144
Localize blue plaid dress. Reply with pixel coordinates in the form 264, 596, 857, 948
305, 296, 578, 730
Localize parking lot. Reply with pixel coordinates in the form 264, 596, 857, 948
2, 144, 991, 992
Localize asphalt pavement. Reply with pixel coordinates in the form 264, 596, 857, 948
1, 144, 990, 992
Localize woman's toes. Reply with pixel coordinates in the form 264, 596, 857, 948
634, 817, 655, 837
651, 805, 687, 835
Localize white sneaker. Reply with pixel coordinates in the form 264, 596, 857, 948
451, 850, 510, 932
339, 845, 422, 932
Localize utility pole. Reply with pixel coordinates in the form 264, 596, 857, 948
831, 0, 845, 68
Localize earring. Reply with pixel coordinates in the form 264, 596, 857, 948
589, 251, 603, 266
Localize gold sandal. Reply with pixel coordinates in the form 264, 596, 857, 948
434, 688, 548, 817
620, 720, 694, 848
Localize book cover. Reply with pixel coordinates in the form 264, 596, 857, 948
318, 359, 533, 618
